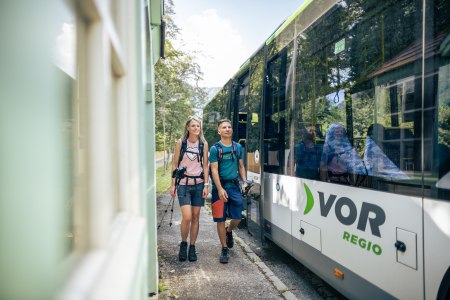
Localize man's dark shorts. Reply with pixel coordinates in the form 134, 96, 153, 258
211, 186, 243, 222
177, 183, 205, 207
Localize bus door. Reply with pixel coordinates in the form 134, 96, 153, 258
233, 72, 250, 219
245, 50, 265, 239
263, 44, 294, 252
237, 71, 250, 223
234, 72, 249, 167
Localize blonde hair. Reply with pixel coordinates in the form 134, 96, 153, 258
181, 116, 206, 143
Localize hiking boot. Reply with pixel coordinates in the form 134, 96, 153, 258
178, 241, 188, 261
219, 247, 229, 264
188, 245, 197, 262
226, 229, 234, 249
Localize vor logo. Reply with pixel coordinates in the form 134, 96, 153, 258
303, 183, 314, 215
302, 184, 385, 238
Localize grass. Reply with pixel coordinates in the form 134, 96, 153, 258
156, 164, 172, 194
158, 283, 168, 293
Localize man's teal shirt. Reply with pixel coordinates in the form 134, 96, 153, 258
209, 141, 242, 188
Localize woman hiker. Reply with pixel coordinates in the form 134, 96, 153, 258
170, 116, 209, 261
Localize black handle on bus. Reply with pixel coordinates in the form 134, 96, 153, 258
300, 228, 305, 235
395, 240, 406, 252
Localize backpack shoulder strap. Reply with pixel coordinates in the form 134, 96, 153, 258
232, 141, 240, 167
214, 142, 223, 164
232, 141, 237, 153
178, 139, 187, 167
198, 141, 204, 166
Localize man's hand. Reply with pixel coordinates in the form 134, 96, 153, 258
241, 182, 248, 193
241, 180, 253, 196
218, 188, 228, 202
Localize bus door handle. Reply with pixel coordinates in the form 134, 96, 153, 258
300, 228, 305, 235
395, 240, 406, 252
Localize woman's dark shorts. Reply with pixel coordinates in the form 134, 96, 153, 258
211, 186, 243, 222
177, 183, 205, 207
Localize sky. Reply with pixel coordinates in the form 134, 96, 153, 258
171, 0, 305, 88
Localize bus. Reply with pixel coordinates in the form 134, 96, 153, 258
203, 0, 450, 299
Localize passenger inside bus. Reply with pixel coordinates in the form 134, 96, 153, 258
319, 123, 367, 185
436, 142, 450, 189
293, 126, 322, 180
363, 123, 408, 179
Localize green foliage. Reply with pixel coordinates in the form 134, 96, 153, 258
155, 0, 208, 152
158, 283, 168, 292
439, 99, 450, 148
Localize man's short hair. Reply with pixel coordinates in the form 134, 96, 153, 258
217, 119, 232, 127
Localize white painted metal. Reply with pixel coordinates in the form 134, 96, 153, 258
423, 199, 450, 299
396, 228, 417, 269
299, 220, 322, 252
264, 173, 296, 236
265, 174, 425, 299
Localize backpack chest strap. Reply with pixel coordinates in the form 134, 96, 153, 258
179, 140, 204, 166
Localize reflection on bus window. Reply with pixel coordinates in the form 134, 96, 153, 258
436, 171, 450, 189
264, 44, 294, 175
203, 84, 230, 146
293, 126, 321, 180
364, 123, 409, 179
430, 59, 450, 193
319, 123, 367, 185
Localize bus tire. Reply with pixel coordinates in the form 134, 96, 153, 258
437, 266, 450, 300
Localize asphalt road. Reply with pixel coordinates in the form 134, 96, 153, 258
157, 192, 285, 300
156, 154, 347, 299
233, 211, 348, 300
156, 154, 172, 169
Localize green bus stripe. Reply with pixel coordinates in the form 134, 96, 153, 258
266, 0, 314, 46
233, 59, 250, 79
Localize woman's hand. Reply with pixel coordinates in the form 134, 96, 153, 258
202, 186, 208, 198
170, 185, 176, 198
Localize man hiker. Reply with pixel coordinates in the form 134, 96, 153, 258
209, 119, 248, 263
